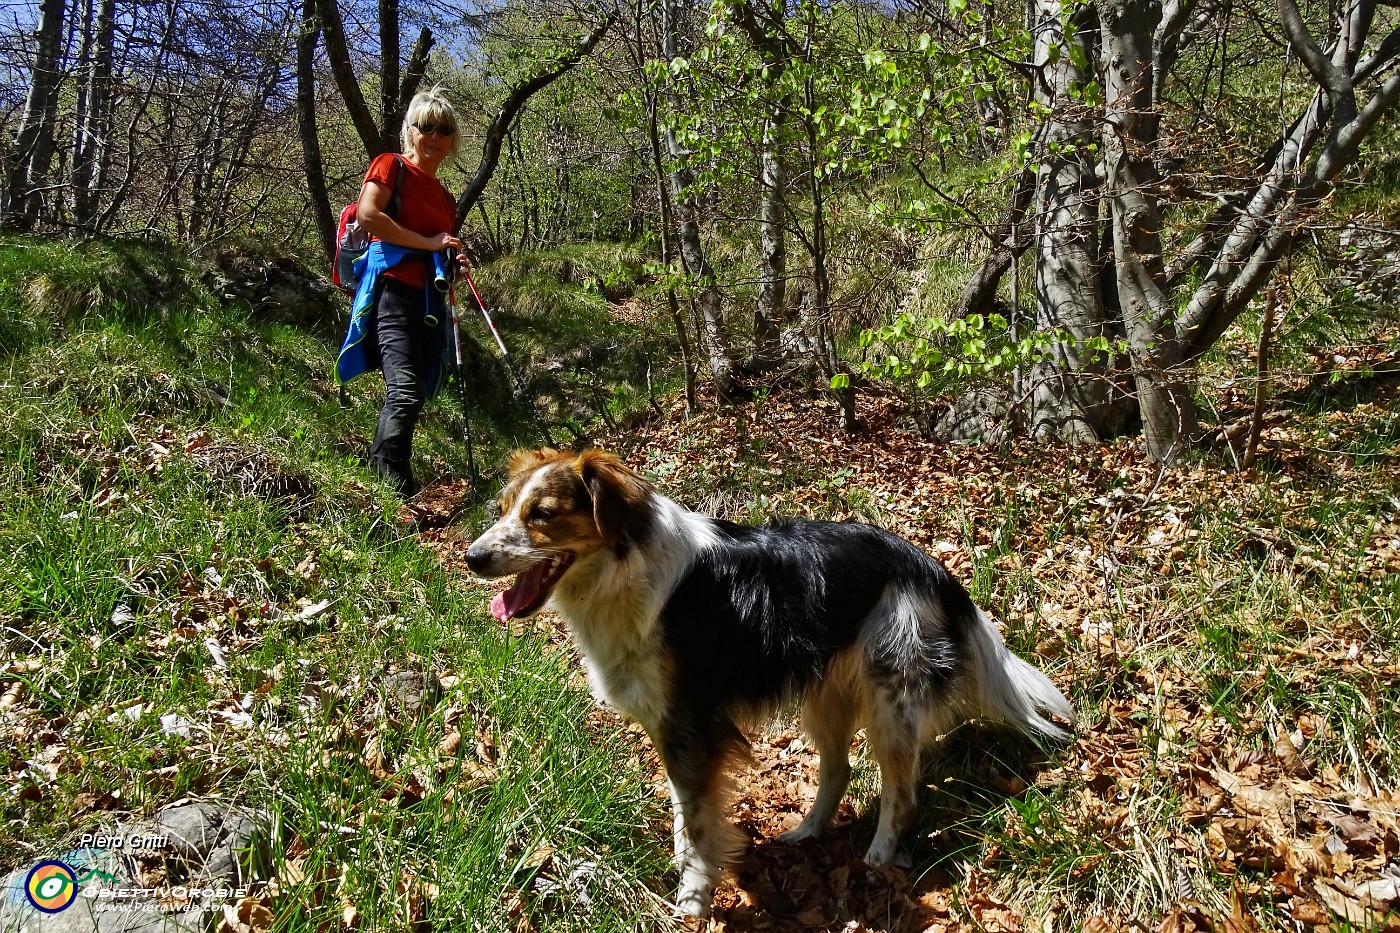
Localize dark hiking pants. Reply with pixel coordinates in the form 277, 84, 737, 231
369, 277, 442, 497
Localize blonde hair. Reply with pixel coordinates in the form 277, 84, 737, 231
401, 88, 460, 156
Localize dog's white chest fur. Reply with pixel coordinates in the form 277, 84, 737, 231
545, 497, 715, 731
550, 553, 671, 729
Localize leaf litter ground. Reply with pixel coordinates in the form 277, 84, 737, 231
417, 383, 1400, 932
7, 376, 1396, 931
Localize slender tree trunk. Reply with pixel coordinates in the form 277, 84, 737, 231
379, 0, 400, 152
727, 0, 790, 363
97, 3, 173, 233
71, 0, 113, 229
207, 33, 290, 244
754, 110, 787, 359
475, 201, 502, 256
1242, 283, 1277, 470
398, 28, 434, 121
4, 0, 68, 228
1099, 0, 1196, 462
186, 89, 227, 242
26, 10, 71, 228
315, 0, 383, 157
297, 0, 336, 264
658, 0, 739, 402
648, 94, 698, 414
733, 0, 789, 358
800, 19, 855, 430
1023, 0, 1113, 444
70, 0, 93, 221
664, 127, 739, 402
635, 0, 696, 412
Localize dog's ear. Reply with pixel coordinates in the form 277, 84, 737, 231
508, 447, 564, 480
576, 450, 652, 550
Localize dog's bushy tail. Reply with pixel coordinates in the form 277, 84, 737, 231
965, 609, 1074, 742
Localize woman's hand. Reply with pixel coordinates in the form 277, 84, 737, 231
425, 231, 461, 252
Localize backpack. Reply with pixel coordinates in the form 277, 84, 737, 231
332, 155, 406, 296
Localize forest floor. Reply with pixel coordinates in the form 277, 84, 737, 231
413, 365, 1400, 933
4, 235, 1399, 933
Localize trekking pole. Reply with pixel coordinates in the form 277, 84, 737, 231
459, 265, 557, 448
448, 277, 481, 487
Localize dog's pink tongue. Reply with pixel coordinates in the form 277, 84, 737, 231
490, 565, 547, 622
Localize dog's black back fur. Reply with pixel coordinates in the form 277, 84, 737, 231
659, 518, 975, 719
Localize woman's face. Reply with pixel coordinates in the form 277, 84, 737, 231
410, 119, 456, 170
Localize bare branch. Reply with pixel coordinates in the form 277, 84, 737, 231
399, 27, 434, 112
453, 12, 617, 231
315, 0, 383, 157
1277, 0, 1349, 97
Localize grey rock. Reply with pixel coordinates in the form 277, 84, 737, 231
204, 249, 337, 333
384, 671, 442, 720
1339, 222, 1400, 301
931, 387, 1012, 443
0, 806, 270, 933
199, 811, 263, 885
154, 807, 223, 863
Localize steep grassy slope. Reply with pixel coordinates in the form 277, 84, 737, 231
0, 235, 672, 931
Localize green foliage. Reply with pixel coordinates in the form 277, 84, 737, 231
850, 311, 1127, 398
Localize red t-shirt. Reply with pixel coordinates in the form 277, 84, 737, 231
362, 152, 455, 289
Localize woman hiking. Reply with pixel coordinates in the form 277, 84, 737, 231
338, 88, 468, 499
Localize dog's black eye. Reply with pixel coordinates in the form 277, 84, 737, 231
527, 505, 554, 523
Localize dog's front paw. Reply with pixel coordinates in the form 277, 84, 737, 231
862, 837, 911, 868
674, 884, 713, 918
776, 821, 823, 844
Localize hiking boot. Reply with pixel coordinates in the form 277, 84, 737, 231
369, 459, 419, 499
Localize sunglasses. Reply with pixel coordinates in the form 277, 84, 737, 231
414, 122, 456, 137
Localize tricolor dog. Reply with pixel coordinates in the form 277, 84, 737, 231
465, 448, 1073, 917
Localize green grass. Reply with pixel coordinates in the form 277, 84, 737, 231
5, 226, 1400, 932
0, 234, 673, 931
465, 241, 680, 439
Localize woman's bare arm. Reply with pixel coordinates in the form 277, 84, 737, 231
357, 180, 460, 253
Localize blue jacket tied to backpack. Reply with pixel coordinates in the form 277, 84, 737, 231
336, 241, 454, 398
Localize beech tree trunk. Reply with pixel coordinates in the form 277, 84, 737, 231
754, 102, 788, 359
71, 0, 113, 229
728, 0, 788, 362
297, 0, 336, 263
974, 0, 1400, 462
658, 0, 740, 403
1098, 0, 1195, 462
1023, 0, 1114, 444
4, 0, 68, 228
